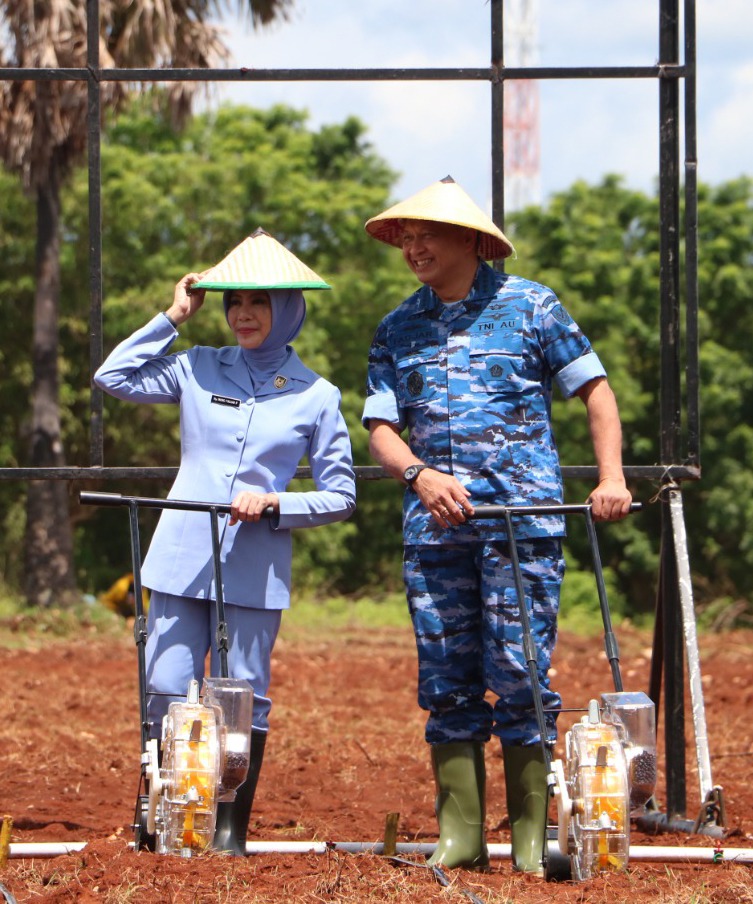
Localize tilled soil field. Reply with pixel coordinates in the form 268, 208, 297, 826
2, 620, 752, 902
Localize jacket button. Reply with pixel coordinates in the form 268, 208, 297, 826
236, 432, 244, 441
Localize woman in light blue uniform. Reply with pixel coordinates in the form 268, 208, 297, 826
94, 229, 356, 853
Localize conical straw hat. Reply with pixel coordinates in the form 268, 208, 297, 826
194, 228, 331, 291
365, 176, 515, 261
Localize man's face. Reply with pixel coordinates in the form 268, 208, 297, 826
400, 220, 477, 295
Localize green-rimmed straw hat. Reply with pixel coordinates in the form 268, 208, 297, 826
194, 227, 331, 291
365, 176, 515, 261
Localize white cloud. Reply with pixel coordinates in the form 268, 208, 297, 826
538, 0, 658, 67
702, 60, 753, 184
214, 0, 752, 210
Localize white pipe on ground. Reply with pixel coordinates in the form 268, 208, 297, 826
9, 840, 753, 864
9, 842, 87, 858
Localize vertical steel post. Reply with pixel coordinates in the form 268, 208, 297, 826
657, 0, 687, 818
490, 0, 506, 268
659, 0, 681, 463
684, 0, 700, 469
87, 0, 104, 466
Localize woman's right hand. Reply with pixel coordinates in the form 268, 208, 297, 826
164, 271, 209, 326
229, 491, 280, 526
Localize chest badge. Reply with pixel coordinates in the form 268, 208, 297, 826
407, 371, 424, 397
273, 375, 288, 389
490, 364, 504, 378
211, 394, 241, 408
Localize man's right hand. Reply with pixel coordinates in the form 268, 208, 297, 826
368, 420, 472, 527
412, 467, 474, 527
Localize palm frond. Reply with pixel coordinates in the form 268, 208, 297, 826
0, 0, 291, 186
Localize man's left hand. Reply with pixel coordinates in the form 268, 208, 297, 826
587, 478, 633, 522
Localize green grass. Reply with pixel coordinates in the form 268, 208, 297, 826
0, 585, 413, 649
0, 586, 128, 649
0, 576, 652, 649
282, 590, 412, 641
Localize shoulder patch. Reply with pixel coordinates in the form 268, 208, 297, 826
407, 371, 424, 397
551, 303, 573, 326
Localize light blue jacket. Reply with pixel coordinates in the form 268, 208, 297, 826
94, 313, 356, 608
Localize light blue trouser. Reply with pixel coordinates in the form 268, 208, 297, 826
145, 590, 282, 739
403, 539, 564, 746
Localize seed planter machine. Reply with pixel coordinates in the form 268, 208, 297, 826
75, 492, 728, 881
473, 502, 659, 881
80, 491, 265, 858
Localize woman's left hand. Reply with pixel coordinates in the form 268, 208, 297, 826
229, 491, 280, 525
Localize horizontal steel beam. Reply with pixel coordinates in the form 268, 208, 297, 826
0, 64, 686, 83
0, 464, 701, 482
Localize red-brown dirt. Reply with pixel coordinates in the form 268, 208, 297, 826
2, 622, 752, 902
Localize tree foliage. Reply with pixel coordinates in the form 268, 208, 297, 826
62, 98, 409, 596
510, 174, 753, 624
0, 0, 292, 607
1, 100, 752, 623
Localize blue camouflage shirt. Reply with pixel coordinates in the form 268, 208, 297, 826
362, 261, 606, 544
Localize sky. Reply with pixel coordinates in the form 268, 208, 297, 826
212, 0, 752, 212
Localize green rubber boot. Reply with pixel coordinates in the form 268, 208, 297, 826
503, 744, 548, 876
426, 741, 489, 871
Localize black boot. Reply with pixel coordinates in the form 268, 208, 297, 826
213, 729, 267, 855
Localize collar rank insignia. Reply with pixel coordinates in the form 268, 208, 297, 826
274, 375, 288, 389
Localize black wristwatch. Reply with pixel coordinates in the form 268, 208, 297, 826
403, 464, 428, 486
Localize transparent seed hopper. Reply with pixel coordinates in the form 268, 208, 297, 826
147, 678, 254, 856
151, 680, 223, 856
553, 692, 657, 881
201, 677, 254, 802
601, 690, 658, 813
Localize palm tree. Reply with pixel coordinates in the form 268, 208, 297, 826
0, 0, 293, 607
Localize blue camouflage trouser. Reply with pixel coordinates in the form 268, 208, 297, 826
403, 539, 564, 746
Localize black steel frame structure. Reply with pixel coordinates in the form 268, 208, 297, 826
1, 0, 708, 824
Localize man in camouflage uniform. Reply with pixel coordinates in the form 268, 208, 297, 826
361, 177, 632, 874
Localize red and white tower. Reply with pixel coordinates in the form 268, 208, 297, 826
504, 0, 541, 210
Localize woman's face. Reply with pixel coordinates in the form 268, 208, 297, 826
226, 290, 273, 349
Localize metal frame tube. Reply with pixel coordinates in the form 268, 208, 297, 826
10, 841, 753, 863
667, 487, 713, 802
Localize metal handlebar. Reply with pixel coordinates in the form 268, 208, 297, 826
79, 491, 275, 518
471, 502, 643, 519
79, 493, 642, 520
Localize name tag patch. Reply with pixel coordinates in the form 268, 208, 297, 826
211, 394, 241, 408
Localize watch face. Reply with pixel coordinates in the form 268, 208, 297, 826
404, 465, 422, 483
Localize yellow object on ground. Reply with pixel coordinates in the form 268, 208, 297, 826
99, 573, 149, 618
